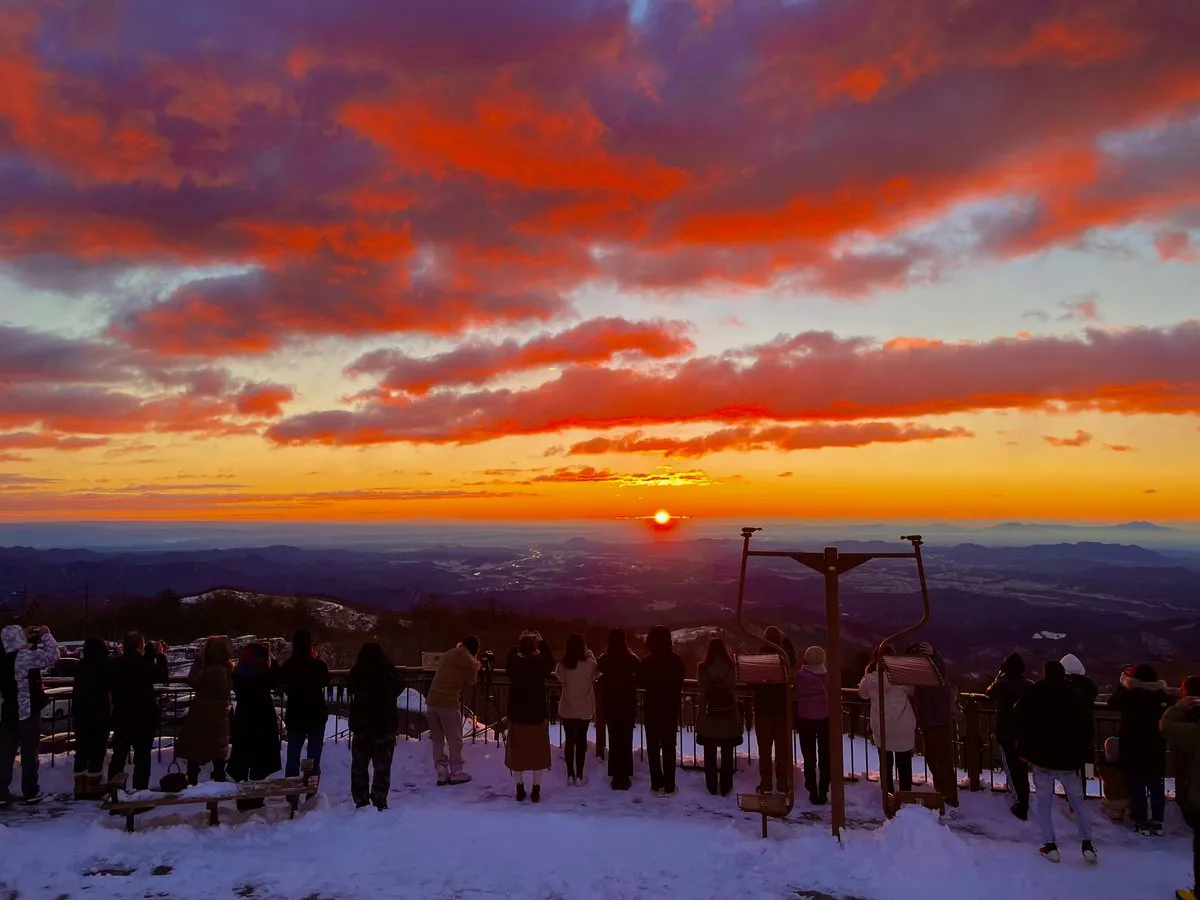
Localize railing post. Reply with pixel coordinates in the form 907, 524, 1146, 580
964, 697, 982, 793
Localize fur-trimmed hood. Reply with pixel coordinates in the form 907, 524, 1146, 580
1121, 673, 1168, 692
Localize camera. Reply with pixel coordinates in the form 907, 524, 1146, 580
478, 649, 495, 669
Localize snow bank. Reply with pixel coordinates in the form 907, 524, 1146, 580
397, 687, 427, 714
867, 807, 981, 899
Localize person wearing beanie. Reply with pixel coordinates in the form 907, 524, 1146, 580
427, 635, 481, 786
1059, 653, 1099, 791
794, 646, 830, 804
1014, 660, 1096, 864
1108, 662, 1171, 835
987, 652, 1034, 819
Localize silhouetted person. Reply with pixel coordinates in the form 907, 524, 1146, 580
228, 643, 281, 810
908, 641, 958, 811
347, 642, 405, 810
1015, 660, 1096, 864
1108, 663, 1170, 835
72, 637, 112, 799
986, 652, 1033, 820
279, 630, 330, 779
638, 626, 686, 798
1161, 675, 1200, 900
555, 633, 597, 786
697, 637, 742, 797
177, 636, 233, 785
107, 632, 168, 792
597, 628, 638, 791
506, 631, 555, 802
754, 625, 797, 794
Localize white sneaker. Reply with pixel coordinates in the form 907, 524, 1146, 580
567, 776, 577, 787
577, 775, 588, 787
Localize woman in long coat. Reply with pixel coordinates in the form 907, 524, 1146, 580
176, 635, 234, 784
696, 637, 743, 796
227, 642, 282, 809
505, 631, 556, 802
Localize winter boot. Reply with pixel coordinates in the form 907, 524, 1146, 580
516, 783, 526, 802
1038, 842, 1060, 864
447, 771, 472, 786
73, 774, 87, 801
1150, 821, 1164, 836
530, 785, 540, 804
436, 762, 449, 787
1010, 802, 1028, 821
1081, 841, 1097, 864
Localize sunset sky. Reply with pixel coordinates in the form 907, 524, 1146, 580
0, 0, 1198, 522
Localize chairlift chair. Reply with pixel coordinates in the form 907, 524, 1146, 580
874, 535, 945, 818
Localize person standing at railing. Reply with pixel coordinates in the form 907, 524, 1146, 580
177, 636, 233, 785
696, 637, 741, 797
556, 633, 597, 787
1160, 675, 1200, 900
638, 626, 686, 799
1060, 653, 1099, 799
279, 630, 331, 782
347, 642, 405, 810
597, 628, 638, 791
907, 641, 960, 815
72, 637, 112, 800
859, 645, 916, 795
1014, 660, 1096, 865
506, 632, 555, 803
0, 624, 58, 807
754, 625, 797, 795
794, 645, 830, 806
986, 652, 1033, 821
427, 635, 480, 786
107, 632, 168, 794
1107, 663, 1170, 836
228, 643, 282, 811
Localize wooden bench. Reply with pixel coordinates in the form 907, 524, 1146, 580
101, 760, 319, 833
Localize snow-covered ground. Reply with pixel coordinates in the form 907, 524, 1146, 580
0, 725, 1190, 900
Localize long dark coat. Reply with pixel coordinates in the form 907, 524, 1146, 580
227, 660, 282, 781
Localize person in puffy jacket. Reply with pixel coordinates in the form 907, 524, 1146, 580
107, 632, 169, 792
0, 625, 59, 805
555, 633, 597, 787
859, 646, 916, 794
637, 626, 686, 798
597, 628, 638, 791
278, 630, 330, 779
505, 632, 555, 802
71, 637, 112, 799
177, 636, 233, 785
1108, 663, 1171, 835
795, 645, 830, 805
696, 637, 742, 797
1014, 660, 1096, 863
986, 652, 1033, 820
347, 642, 405, 810
1161, 676, 1200, 900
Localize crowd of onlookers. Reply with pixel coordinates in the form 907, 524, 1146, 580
4, 622, 1200, 898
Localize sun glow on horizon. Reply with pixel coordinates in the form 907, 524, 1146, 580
653, 510, 672, 526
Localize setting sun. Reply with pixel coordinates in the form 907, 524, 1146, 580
653, 510, 671, 526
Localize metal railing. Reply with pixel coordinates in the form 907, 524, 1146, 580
38, 671, 1141, 800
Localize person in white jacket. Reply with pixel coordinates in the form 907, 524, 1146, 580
858, 647, 917, 794
0, 624, 60, 805
555, 633, 597, 786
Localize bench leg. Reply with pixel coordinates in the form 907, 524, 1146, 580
208, 803, 219, 827
289, 797, 297, 819
126, 811, 135, 833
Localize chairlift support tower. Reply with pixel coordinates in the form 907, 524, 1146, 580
734, 528, 940, 839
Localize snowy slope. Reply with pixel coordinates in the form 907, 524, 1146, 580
0, 726, 1190, 900
179, 589, 379, 631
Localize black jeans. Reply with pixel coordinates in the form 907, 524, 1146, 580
1000, 740, 1030, 809
108, 729, 153, 791
883, 750, 914, 793
563, 719, 589, 779
0, 717, 41, 800
645, 723, 676, 792
796, 717, 830, 798
702, 743, 735, 795
351, 733, 396, 808
73, 724, 109, 775
606, 720, 634, 780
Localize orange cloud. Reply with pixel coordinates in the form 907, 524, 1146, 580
1044, 430, 1093, 448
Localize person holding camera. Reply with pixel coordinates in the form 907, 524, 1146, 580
0, 624, 59, 805
427, 635, 481, 786
107, 632, 170, 793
